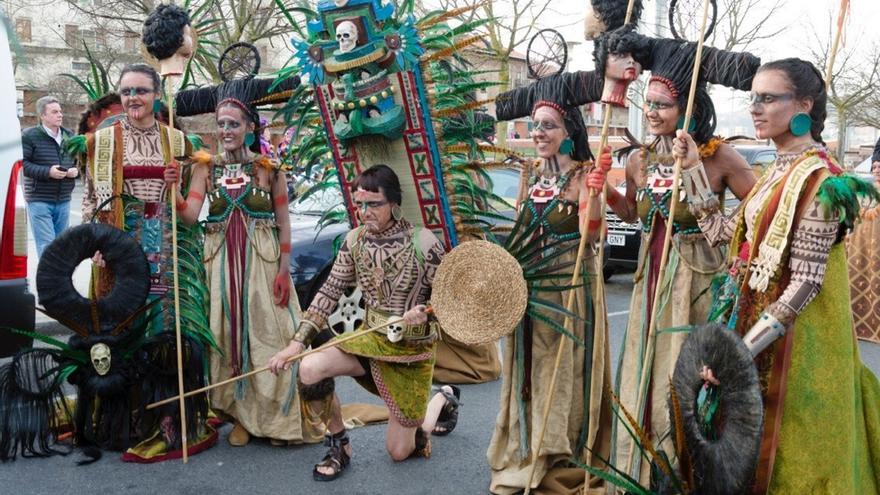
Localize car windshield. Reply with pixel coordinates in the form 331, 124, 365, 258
290, 187, 345, 216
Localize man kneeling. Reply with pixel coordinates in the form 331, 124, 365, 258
269, 164, 459, 481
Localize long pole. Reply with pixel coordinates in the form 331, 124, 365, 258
824, 0, 849, 90
622, 0, 713, 479
523, 2, 639, 493
165, 76, 188, 463
146, 316, 404, 410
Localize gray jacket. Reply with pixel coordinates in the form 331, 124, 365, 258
21, 125, 76, 203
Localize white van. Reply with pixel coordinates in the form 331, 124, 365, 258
0, 18, 35, 357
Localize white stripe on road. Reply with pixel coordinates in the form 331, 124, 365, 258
608, 310, 629, 317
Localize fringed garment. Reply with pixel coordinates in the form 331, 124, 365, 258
698, 147, 880, 493
612, 140, 726, 483
82, 119, 217, 462
201, 156, 310, 442
488, 163, 611, 495
306, 219, 445, 426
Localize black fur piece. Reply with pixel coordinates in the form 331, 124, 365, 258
0, 350, 72, 462
300, 377, 335, 402
670, 323, 763, 495
36, 224, 150, 334
591, 0, 644, 32
142, 4, 191, 61
136, 332, 210, 452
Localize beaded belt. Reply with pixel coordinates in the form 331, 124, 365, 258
365, 306, 435, 341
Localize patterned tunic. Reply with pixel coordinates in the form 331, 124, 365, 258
305, 218, 445, 426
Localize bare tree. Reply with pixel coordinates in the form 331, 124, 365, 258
709, 0, 789, 51
808, 17, 880, 161
58, 0, 311, 83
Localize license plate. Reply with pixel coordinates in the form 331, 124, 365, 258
608, 233, 626, 246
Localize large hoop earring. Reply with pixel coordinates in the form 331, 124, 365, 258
559, 137, 574, 155
789, 112, 812, 137
391, 205, 403, 221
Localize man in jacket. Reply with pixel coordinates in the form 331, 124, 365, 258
22, 95, 77, 256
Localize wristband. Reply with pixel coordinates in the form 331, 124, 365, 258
274, 193, 288, 208
280, 242, 291, 254
587, 218, 602, 232
187, 190, 204, 202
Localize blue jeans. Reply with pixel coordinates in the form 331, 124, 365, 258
27, 200, 70, 257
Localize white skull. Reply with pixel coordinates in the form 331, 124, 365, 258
90, 343, 111, 376
336, 21, 358, 54
386, 320, 404, 343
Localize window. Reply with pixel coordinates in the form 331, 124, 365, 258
15, 18, 32, 43
80, 29, 96, 49
95, 28, 107, 50
124, 31, 139, 52
72, 61, 90, 71
65, 24, 79, 48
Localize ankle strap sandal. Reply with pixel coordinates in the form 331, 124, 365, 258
313, 430, 351, 481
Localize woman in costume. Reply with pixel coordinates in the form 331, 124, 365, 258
487, 83, 611, 494
79, 63, 217, 461
268, 165, 458, 481
595, 34, 758, 482
168, 87, 308, 447
675, 57, 880, 493
847, 153, 880, 342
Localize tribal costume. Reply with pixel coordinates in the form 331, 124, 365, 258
191, 152, 312, 442
847, 198, 880, 342
487, 160, 612, 495
687, 146, 880, 492
79, 115, 217, 462
296, 218, 444, 426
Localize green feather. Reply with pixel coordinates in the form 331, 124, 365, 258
816, 174, 880, 229
62, 134, 87, 158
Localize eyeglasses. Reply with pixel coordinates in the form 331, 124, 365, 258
533, 120, 562, 132
644, 100, 676, 112
748, 92, 794, 109
119, 87, 154, 97
354, 200, 388, 212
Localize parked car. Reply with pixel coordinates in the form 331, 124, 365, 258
603, 145, 778, 280
0, 25, 36, 358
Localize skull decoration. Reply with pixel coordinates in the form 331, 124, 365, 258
336, 21, 359, 54
90, 343, 112, 376
386, 319, 404, 343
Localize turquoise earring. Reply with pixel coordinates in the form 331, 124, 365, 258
559, 137, 574, 155
244, 132, 256, 147
152, 100, 162, 114
789, 112, 812, 137
676, 116, 696, 133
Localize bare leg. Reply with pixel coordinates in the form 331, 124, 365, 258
421, 385, 452, 433
300, 347, 364, 477
386, 416, 419, 461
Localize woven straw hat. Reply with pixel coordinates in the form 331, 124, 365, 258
431, 240, 527, 345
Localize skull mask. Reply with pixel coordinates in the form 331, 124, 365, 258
90, 343, 112, 376
386, 320, 404, 343
336, 21, 358, 54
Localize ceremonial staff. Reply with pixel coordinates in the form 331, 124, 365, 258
522, 1, 641, 492
623, 0, 714, 477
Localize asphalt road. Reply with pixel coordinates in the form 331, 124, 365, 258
6, 184, 880, 494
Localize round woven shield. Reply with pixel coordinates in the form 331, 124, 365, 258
431, 240, 527, 345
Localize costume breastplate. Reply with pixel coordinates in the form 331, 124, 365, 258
206, 162, 274, 222
519, 171, 580, 241
636, 153, 701, 234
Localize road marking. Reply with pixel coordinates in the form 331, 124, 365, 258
608, 310, 629, 317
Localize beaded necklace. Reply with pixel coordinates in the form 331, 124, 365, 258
524, 160, 587, 241
206, 161, 275, 222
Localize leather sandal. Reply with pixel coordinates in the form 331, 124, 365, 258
408, 427, 432, 459
431, 384, 461, 436
313, 430, 351, 481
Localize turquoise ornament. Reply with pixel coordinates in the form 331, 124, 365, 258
152, 99, 162, 114
244, 132, 256, 147
789, 112, 812, 137
676, 116, 696, 133
559, 137, 574, 155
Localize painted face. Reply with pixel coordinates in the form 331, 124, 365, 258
159, 25, 195, 77
601, 52, 642, 107
216, 105, 254, 153
531, 106, 567, 159
643, 81, 681, 136
119, 71, 158, 124
40, 102, 64, 129
749, 69, 812, 141
353, 187, 393, 233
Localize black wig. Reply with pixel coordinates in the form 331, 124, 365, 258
590, 0, 644, 32
142, 4, 191, 61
